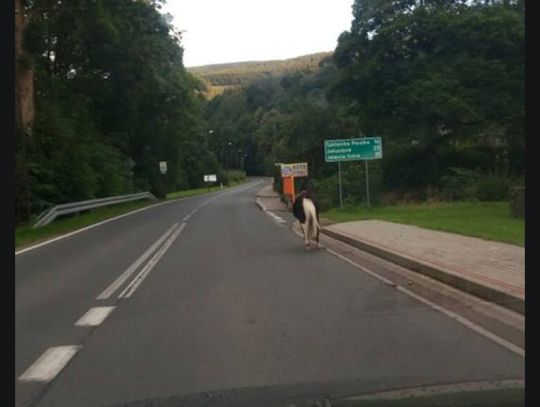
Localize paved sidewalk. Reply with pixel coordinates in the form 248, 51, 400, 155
255, 180, 525, 314
256, 180, 290, 212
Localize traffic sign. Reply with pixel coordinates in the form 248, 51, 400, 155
159, 161, 167, 174
324, 137, 382, 162
204, 174, 217, 182
280, 162, 308, 177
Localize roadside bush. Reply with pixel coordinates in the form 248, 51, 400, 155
222, 170, 247, 185
341, 161, 384, 207
439, 167, 479, 201
439, 168, 512, 201
475, 173, 511, 201
273, 174, 282, 194
317, 175, 339, 211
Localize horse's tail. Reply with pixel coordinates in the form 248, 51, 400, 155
303, 198, 320, 239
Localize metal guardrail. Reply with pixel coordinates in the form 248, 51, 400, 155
32, 192, 158, 228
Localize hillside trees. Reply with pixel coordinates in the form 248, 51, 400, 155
15, 0, 215, 223
202, 0, 523, 206
332, 0, 524, 193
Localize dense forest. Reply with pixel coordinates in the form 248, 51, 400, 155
204, 0, 524, 209
15, 0, 524, 224
15, 0, 221, 224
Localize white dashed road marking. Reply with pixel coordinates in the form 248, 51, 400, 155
18, 346, 81, 383
74, 307, 116, 327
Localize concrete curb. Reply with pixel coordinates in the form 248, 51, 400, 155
321, 228, 524, 315
255, 198, 267, 212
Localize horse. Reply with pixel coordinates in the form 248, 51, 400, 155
292, 189, 322, 249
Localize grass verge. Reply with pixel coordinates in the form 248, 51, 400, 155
323, 201, 524, 246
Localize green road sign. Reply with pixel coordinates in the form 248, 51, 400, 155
324, 137, 383, 162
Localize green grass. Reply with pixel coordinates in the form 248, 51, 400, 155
323, 201, 524, 246
16, 181, 249, 249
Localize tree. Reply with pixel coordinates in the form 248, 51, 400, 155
332, 0, 524, 190
15, 0, 211, 222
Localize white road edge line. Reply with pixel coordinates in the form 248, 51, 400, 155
18, 346, 81, 383
118, 223, 186, 299
74, 306, 116, 327
325, 247, 525, 358
96, 223, 179, 300
269, 213, 285, 221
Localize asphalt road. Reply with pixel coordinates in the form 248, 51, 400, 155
16, 179, 524, 407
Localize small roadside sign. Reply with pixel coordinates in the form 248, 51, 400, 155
204, 174, 217, 182
280, 162, 308, 177
159, 161, 167, 174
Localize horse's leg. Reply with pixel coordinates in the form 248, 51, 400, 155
315, 224, 322, 249
301, 221, 310, 248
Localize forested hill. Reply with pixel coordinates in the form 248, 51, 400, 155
204, 0, 524, 208
188, 52, 332, 98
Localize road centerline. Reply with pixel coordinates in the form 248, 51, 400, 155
96, 223, 179, 300
118, 222, 187, 299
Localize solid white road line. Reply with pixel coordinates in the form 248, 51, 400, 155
268, 212, 286, 223
74, 306, 116, 327
119, 223, 186, 299
325, 248, 525, 358
96, 223, 179, 300
256, 198, 268, 212
18, 346, 81, 383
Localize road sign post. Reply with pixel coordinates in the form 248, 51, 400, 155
158, 161, 168, 198
324, 137, 382, 208
159, 161, 167, 174
203, 174, 217, 191
365, 160, 370, 207
338, 161, 343, 209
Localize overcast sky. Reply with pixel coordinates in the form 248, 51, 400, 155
160, 0, 354, 67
